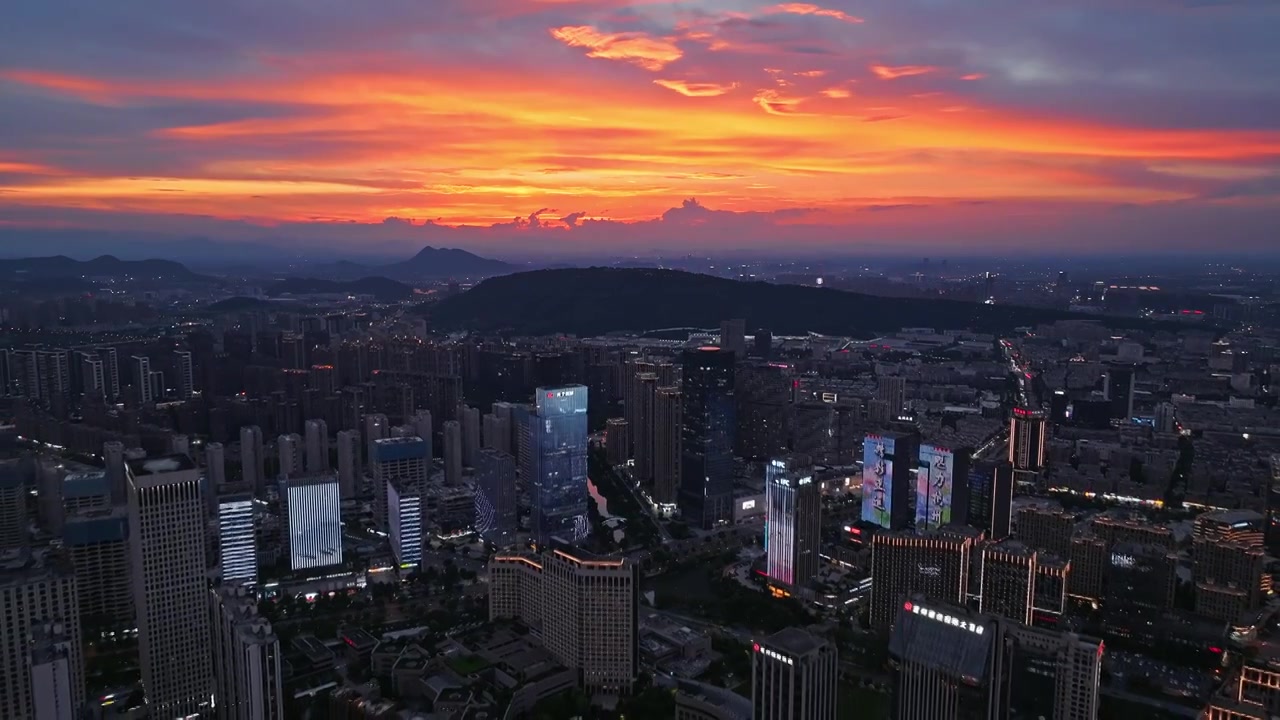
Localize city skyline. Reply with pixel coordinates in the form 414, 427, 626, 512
1, 0, 1279, 256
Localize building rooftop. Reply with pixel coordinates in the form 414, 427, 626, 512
127, 454, 196, 475
763, 627, 827, 658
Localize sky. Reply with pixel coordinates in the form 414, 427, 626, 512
1, 0, 1278, 259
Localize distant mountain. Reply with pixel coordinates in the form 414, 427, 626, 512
429, 267, 1147, 336
381, 246, 514, 278
265, 276, 415, 302
0, 254, 214, 283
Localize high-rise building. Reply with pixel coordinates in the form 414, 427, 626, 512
476, 449, 517, 546
862, 432, 920, 531
765, 455, 821, 587
363, 413, 390, 469
210, 585, 285, 719
97, 346, 120, 400
482, 412, 511, 455
870, 531, 973, 631
387, 478, 423, 570
460, 405, 481, 467
0, 561, 84, 720
30, 621, 80, 720
205, 441, 227, 515
219, 493, 258, 586
173, 350, 194, 399
632, 373, 658, 486
965, 462, 1014, 540
304, 419, 330, 474
63, 508, 131, 633
127, 455, 213, 717
531, 385, 590, 546
103, 440, 127, 504
282, 474, 343, 572
77, 350, 105, 401
979, 541, 1038, 624
1104, 365, 1136, 421
719, 318, 746, 359
412, 409, 433, 460
371, 436, 429, 529
605, 418, 630, 466
489, 547, 639, 695
240, 426, 265, 495
876, 375, 907, 413
277, 433, 302, 479
679, 347, 736, 529
443, 420, 463, 486
1009, 408, 1047, 472
915, 444, 971, 533
132, 355, 153, 405
653, 386, 683, 506
335, 429, 361, 500
1106, 542, 1177, 614
751, 627, 837, 720
1016, 506, 1077, 559
0, 463, 25, 552
170, 434, 191, 456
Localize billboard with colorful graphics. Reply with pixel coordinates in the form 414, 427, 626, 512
916, 444, 955, 532
862, 435, 895, 527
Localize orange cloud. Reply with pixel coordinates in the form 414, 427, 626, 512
550, 25, 682, 70
820, 87, 852, 99
870, 64, 938, 80
654, 79, 737, 97
794, 70, 827, 78
752, 89, 805, 115
762, 3, 864, 23
961, 73, 986, 81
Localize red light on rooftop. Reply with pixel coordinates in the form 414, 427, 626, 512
547, 392, 554, 398
904, 601, 914, 611
753, 643, 761, 652
1210, 646, 1222, 654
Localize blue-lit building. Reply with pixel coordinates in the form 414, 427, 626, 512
531, 385, 590, 546
281, 474, 343, 572
218, 493, 257, 586
678, 347, 736, 529
765, 455, 821, 587
387, 477, 423, 570
476, 448, 517, 546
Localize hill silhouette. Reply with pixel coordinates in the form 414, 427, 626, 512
266, 276, 414, 302
0, 254, 214, 282
429, 267, 1144, 336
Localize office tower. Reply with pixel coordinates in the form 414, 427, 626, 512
735, 363, 792, 461
277, 433, 302, 479
605, 418, 629, 466
240, 426, 265, 495
443, 420, 463, 486
915, 444, 972, 533
653, 387, 683, 506
101, 440, 126, 504
63, 505, 131, 632
632, 372, 658, 484
1016, 506, 1077, 559
363, 413, 390, 469
889, 598, 1004, 720
719, 318, 746, 358
132, 355, 153, 404
210, 586, 285, 719
30, 621, 79, 720
387, 478, 423, 569
412, 409, 433, 460
206, 441, 226, 489
1104, 365, 1135, 421
335, 429, 360, 500
1195, 537, 1267, 623
623, 359, 655, 452
966, 462, 1014, 540
219, 493, 257, 586
876, 375, 907, 413
870, 531, 973, 631
476, 449, 517, 546
371, 437, 429, 530
0, 563, 84, 719
862, 432, 920, 531
282, 474, 343, 572
1090, 514, 1174, 550
679, 348, 736, 529
754, 329, 773, 358
174, 350, 194, 399
1154, 401, 1177, 433
1106, 542, 1176, 613
460, 405, 481, 467
309, 363, 335, 396
0, 462, 25, 551
304, 419, 330, 473
531, 385, 590, 546
752, 628, 837, 720
490, 548, 638, 694
1048, 390, 1069, 425
765, 455, 821, 587
1008, 407, 1047, 472
979, 541, 1037, 624
97, 346, 120, 400
77, 350, 105, 400
127, 455, 213, 717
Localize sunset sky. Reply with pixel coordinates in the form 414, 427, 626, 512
1, 0, 1278, 257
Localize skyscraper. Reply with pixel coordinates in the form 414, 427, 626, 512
876, 375, 907, 413
277, 433, 302, 479
632, 373, 658, 486
97, 346, 120, 400
678, 347, 736, 529
653, 386, 682, 506
0, 462, 25, 552
371, 436, 429, 530
483, 412, 510, 454
304, 418, 330, 473
282, 474, 343, 572
719, 318, 746, 359
476, 448, 517, 546
412, 409, 433, 460
127, 455, 213, 717
335, 429, 360, 500
605, 418, 630, 466
531, 385, 590, 546
219, 493, 258, 586
30, 621, 80, 720
1009, 407, 1047, 472
765, 455, 821, 587
132, 355, 153, 405
240, 425, 265, 495
443, 420, 463, 485
363, 413, 389, 468
966, 462, 1014, 540
0, 561, 85, 720
870, 531, 973, 631
889, 598, 1004, 720
387, 477, 423, 570
173, 350, 194, 399
915, 444, 971, 533
1104, 365, 1136, 421
751, 627, 838, 720
103, 440, 127, 504
460, 405, 481, 467
979, 541, 1037, 624
862, 432, 920, 531
205, 441, 226, 516
210, 586, 285, 719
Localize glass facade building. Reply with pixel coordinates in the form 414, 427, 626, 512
218, 493, 257, 586
531, 385, 590, 545
678, 347, 736, 529
283, 475, 343, 571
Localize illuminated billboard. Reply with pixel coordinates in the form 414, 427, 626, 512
915, 445, 956, 532
862, 435, 895, 527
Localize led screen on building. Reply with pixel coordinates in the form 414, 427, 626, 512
915, 445, 956, 532
862, 435, 895, 527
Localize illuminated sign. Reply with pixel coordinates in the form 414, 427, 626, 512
755, 645, 794, 665
861, 435, 895, 528
904, 601, 984, 634
918, 564, 941, 577
798, 476, 812, 486
741, 499, 756, 510
1110, 553, 1135, 569
821, 392, 839, 403
915, 445, 955, 532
